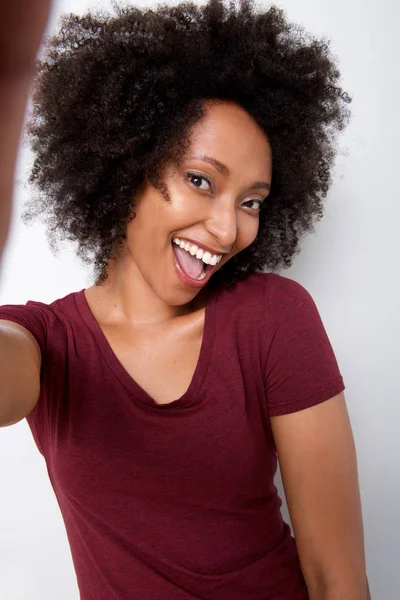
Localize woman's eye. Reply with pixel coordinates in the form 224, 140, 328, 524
243, 199, 263, 211
187, 173, 212, 191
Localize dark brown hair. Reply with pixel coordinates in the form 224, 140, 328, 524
24, 0, 351, 289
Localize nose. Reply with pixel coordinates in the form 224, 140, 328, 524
204, 200, 238, 251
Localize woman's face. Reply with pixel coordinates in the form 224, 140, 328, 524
121, 100, 272, 307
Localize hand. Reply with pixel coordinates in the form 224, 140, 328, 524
0, 0, 52, 74
0, 0, 52, 265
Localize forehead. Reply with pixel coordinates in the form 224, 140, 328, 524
186, 101, 272, 176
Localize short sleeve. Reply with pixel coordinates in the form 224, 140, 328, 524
0, 301, 50, 361
0, 300, 65, 454
263, 275, 345, 416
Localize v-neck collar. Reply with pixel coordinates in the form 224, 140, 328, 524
74, 287, 217, 411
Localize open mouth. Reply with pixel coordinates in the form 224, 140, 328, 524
171, 238, 221, 288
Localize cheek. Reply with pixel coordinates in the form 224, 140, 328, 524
124, 214, 155, 261
236, 216, 260, 251
128, 195, 162, 240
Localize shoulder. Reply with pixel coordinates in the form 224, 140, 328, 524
1, 289, 80, 324
260, 271, 311, 299
0, 289, 83, 351
263, 272, 316, 317
216, 272, 312, 313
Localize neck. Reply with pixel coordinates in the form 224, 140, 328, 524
91, 257, 208, 327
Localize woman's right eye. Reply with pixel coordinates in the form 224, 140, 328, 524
187, 173, 212, 192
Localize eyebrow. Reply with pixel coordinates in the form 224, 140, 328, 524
191, 155, 271, 192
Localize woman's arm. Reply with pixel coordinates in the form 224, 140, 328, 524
270, 392, 369, 599
0, 0, 52, 262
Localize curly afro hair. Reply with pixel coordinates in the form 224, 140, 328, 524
23, 0, 351, 290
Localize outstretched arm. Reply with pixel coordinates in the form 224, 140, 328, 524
0, 0, 52, 262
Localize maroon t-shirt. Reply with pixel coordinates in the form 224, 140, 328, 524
0, 273, 345, 600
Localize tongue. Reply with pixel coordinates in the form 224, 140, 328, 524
174, 246, 205, 279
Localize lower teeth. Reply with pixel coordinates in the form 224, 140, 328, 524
197, 270, 206, 281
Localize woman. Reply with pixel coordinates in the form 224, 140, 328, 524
0, 0, 370, 598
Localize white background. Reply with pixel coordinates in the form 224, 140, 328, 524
0, 0, 399, 598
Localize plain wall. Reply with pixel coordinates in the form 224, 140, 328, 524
0, 0, 399, 598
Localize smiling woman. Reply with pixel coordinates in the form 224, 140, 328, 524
0, 1, 369, 599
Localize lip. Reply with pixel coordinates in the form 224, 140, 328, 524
172, 242, 217, 289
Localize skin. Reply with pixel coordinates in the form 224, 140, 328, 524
0, 0, 53, 262
271, 395, 369, 599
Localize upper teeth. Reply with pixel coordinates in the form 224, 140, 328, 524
173, 238, 222, 266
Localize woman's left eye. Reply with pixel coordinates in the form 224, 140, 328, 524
187, 173, 212, 191
242, 199, 263, 211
